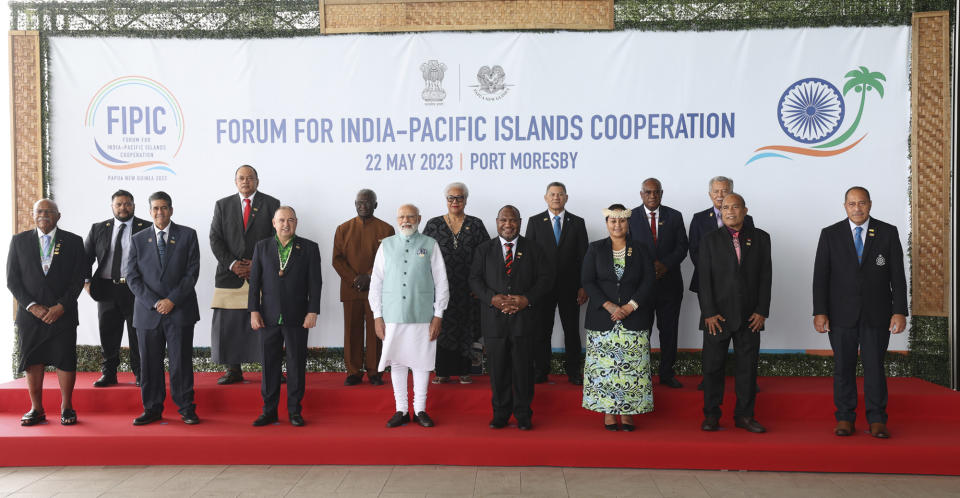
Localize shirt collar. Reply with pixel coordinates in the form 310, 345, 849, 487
154, 222, 171, 238
36, 227, 57, 240
239, 191, 257, 203
849, 217, 870, 232
114, 218, 131, 229
499, 235, 518, 246
644, 205, 661, 218
548, 209, 565, 220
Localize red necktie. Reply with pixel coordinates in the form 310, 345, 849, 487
504, 242, 514, 276
242, 198, 251, 230
650, 212, 657, 244
732, 231, 741, 263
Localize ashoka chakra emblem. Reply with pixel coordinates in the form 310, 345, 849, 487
777, 78, 845, 144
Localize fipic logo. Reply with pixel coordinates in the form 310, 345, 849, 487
85, 75, 184, 176
746, 66, 886, 165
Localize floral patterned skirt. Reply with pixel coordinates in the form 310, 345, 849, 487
581, 323, 653, 415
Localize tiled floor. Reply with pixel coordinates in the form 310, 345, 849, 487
0, 465, 958, 497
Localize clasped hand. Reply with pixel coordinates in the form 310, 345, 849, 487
232, 259, 252, 280
603, 301, 633, 322
491, 294, 528, 315
29, 303, 65, 324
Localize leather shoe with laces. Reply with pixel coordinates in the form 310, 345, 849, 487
217, 370, 243, 385
870, 422, 890, 439
701, 417, 719, 431
834, 420, 855, 436
734, 416, 766, 433
413, 411, 435, 427
386, 411, 409, 428
253, 413, 278, 426
181, 410, 200, 425
93, 374, 118, 387
133, 411, 161, 426
290, 414, 305, 426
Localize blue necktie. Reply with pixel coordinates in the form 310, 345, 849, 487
553, 215, 561, 245
157, 230, 166, 267
854, 226, 863, 263
41, 234, 52, 275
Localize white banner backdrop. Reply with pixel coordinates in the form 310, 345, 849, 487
47, 27, 911, 353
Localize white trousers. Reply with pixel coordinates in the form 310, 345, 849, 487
390, 363, 429, 414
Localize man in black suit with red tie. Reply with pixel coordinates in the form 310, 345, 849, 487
698, 193, 771, 434
628, 178, 689, 388
525, 182, 588, 385
6, 199, 86, 426
249, 206, 322, 427
813, 186, 907, 439
84, 190, 150, 387
688, 176, 753, 391
470, 206, 553, 430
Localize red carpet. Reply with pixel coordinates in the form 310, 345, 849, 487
1, 373, 959, 474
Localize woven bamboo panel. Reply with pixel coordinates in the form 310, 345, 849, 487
910, 12, 951, 317
321, 0, 613, 33
9, 31, 43, 235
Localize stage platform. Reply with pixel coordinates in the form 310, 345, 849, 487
1, 373, 958, 474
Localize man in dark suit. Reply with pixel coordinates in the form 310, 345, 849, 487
126, 191, 201, 425
698, 193, 771, 433
249, 206, 322, 427
688, 176, 754, 391
6, 199, 86, 426
469, 206, 553, 430
209, 165, 280, 384
628, 178, 689, 388
84, 189, 150, 387
525, 182, 588, 385
813, 186, 907, 439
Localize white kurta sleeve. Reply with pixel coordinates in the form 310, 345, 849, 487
368, 245, 386, 319
430, 240, 450, 317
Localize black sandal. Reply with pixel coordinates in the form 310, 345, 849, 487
60, 408, 77, 426
20, 409, 46, 426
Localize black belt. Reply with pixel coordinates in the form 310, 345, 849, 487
101, 277, 126, 285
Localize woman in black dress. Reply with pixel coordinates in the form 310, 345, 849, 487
422, 182, 490, 384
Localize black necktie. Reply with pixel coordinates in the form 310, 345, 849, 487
111, 223, 125, 280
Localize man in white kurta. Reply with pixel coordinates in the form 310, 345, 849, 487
369, 204, 449, 428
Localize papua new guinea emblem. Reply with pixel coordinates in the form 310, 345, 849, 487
420, 60, 448, 103
472, 65, 511, 100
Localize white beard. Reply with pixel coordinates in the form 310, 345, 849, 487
400, 226, 417, 237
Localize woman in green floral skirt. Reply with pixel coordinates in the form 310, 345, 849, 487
580, 204, 656, 431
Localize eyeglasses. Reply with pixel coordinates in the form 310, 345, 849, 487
641, 190, 663, 196
446, 196, 465, 203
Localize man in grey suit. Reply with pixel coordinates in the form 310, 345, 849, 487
209, 165, 280, 384
126, 191, 201, 425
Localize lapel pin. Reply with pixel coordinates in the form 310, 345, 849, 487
148, 238, 153, 243
627, 247, 633, 257
295, 245, 301, 250
709, 212, 714, 217
106, 222, 111, 227
253, 207, 259, 211
543, 217, 548, 222
876, 254, 886, 266
466, 226, 470, 230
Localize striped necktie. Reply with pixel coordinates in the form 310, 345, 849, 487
504, 242, 514, 276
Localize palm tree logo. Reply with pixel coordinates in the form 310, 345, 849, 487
747, 66, 886, 165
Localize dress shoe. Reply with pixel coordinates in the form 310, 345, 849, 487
369, 373, 385, 386
621, 424, 635, 432
604, 423, 619, 431
834, 420, 855, 436
344, 374, 363, 386
734, 416, 766, 433
217, 370, 244, 385
253, 413, 278, 426
701, 417, 720, 431
181, 411, 200, 425
517, 420, 533, 431
569, 376, 583, 386
133, 411, 162, 426
60, 408, 77, 426
290, 414, 306, 427
489, 418, 508, 429
459, 375, 473, 384
870, 422, 890, 439
280, 374, 286, 384
93, 374, 118, 387
660, 377, 683, 388
386, 411, 409, 428
20, 409, 46, 426
135, 376, 142, 388
413, 411, 435, 427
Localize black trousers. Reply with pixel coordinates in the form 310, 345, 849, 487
486, 335, 535, 422
648, 285, 682, 380
96, 280, 140, 377
701, 325, 760, 419
435, 346, 472, 377
138, 320, 195, 416
535, 289, 582, 378
829, 323, 890, 424
261, 324, 308, 416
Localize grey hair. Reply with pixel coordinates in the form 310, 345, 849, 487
641, 178, 662, 190
33, 198, 59, 212
274, 205, 297, 218
357, 189, 377, 203
397, 204, 420, 216
709, 176, 734, 190
444, 182, 469, 199
545, 181, 567, 194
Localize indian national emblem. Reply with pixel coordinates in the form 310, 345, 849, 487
420, 60, 447, 103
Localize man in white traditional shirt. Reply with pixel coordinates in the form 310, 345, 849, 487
369, 204, 449, 428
